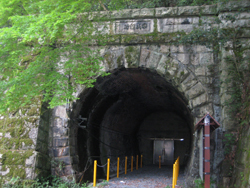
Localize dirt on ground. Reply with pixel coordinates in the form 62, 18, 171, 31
94, 165, 186, 188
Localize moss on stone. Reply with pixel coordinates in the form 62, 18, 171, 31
7, 166, 26, 179
1, 150, 33, 166
27, 106, 39, 116
19, 139, 34, 147
0, 138, 20, 149
117, 55, 123, 68
125, 46, 139, 68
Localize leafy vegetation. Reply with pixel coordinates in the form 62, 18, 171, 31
3, 176, 88, 188
0, 0, 224, 115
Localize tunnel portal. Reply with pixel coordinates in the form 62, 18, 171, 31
74, 68, 193, 179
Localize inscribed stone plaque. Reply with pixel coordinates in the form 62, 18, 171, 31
114, 20, 153, 34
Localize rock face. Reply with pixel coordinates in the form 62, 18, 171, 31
1, 1, 250, 188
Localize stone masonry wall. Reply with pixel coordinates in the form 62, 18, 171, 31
0, 1, 250, 187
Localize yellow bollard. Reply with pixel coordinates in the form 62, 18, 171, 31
131, 156, 133, 172
93, 160, 97, 187
125, 156, 127, 174
159, 156, 161, 169
136, 155, 138, 170
140, 155, 143, 168
107, 158, 110, 181
172, 163, 175, 188
117, 157, 120, 178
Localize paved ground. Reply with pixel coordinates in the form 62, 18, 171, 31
95, 165, 186, 188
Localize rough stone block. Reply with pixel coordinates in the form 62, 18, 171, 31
194, 66, 206, 76
195, 45, 213, 53
155, 7, 178, 17
186, 82, 205, 99
177, 6, 200, 16
181, 74, 198, 91
55, 156, 71, 166
160, 45, 170, 53
53, 147, 70, 157
146, 51, 162, 69
200, 5, 217, 15
177, 24, 194, 33
192, 93, 209, 107
199, 53, 213, 65
110, 9, 133, 19
131, 8, 154, 18
54, 106, 67, 118
172, 53, 189, 64
53, 138, 69, 147
124, 46, 140, 68
52, 127, 68, 137
190, 53, 199, 65
156, 55, 167, 75
25, 152, 36, 167
217, 1, 250, 12
139, 48, 150, 67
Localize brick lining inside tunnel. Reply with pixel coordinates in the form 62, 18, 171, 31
70, 68, 194, 181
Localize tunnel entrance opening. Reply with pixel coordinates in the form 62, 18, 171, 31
73, 68, 193, 180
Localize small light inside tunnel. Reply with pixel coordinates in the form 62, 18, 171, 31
180, 138, 184, 141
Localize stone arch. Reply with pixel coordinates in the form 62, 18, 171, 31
50, 44, 215, 183
101, 44, 212, 116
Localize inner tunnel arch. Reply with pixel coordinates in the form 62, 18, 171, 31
71, 67, 194, 180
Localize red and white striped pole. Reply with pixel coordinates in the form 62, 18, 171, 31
204, 114, 210, 188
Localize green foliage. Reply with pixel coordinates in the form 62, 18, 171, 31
0, 0, 110, 114
194, 178, 204, 188
3, 176, 88, 188
223, 133, 236, 155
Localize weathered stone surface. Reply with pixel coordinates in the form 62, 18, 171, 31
53, 147, 70, 157
124, 46, 139, 68
156, 55, 167, 75
155, 7, 178, 17
185, 82, 205, 99
178, 6, 200, 16
199, 52, 213, 65
172, 53, 189, 64
200, 5, 217, 15
54, 106, 68, 118
131, 8, 154, 18
181, 74, 198, 91
146, 51, 162, 69
191, 93, 209, 107
53, 138, 69, 147
114, 19, 154, 34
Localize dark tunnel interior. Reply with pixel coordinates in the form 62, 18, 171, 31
72, 68, 194, 180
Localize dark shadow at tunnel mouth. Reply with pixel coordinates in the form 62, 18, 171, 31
72, 68, 194, 181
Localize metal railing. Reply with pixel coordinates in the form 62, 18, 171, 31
93, 155, 143, 187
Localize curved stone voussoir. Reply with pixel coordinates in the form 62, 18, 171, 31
192, 103, 214, 118
185, 82, 206, 100
124, 46, 140, 68
103, 47, 125, 71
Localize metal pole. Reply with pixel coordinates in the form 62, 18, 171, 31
131, 156, 133, 172
136, 155, 138, 170
117, 157, 120, 178
159, 156, 161, 169
140, 155, 143, 168
107, 158, 110, 181
172, 162, 176, 188
204, 115, 210, 188
93, 160, 97, 187
125, 156, 127, 174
